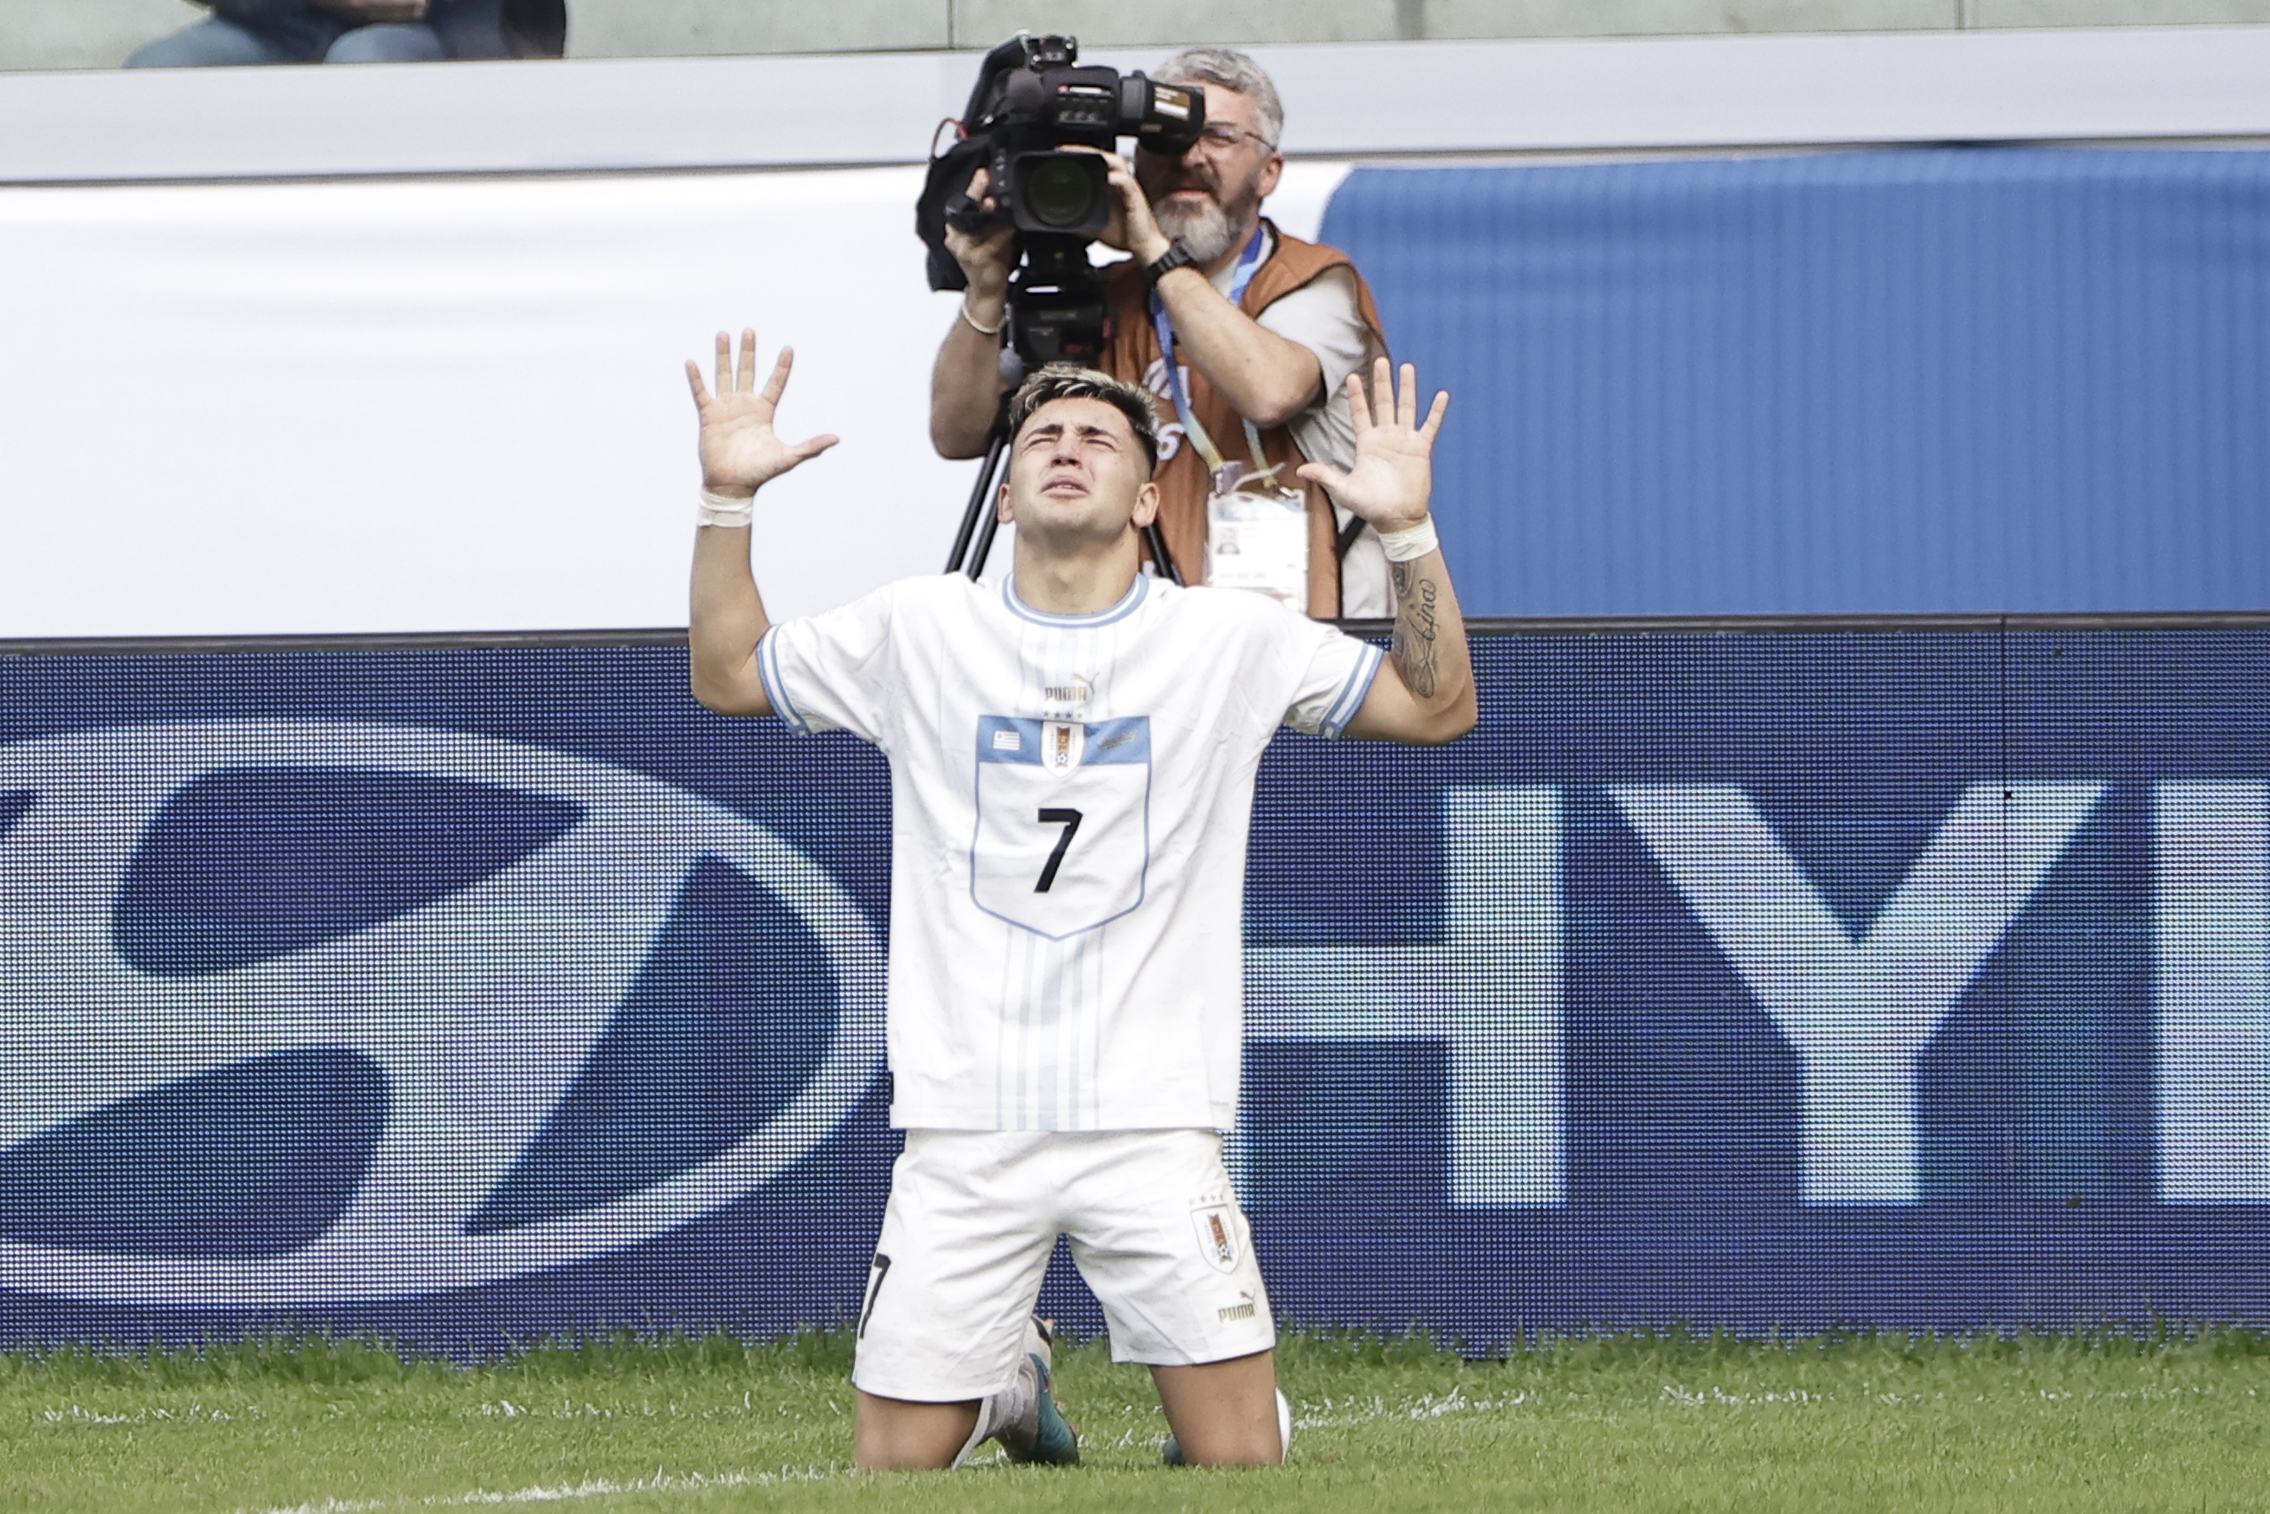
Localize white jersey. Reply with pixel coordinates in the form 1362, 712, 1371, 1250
757, 571, 1382, 1132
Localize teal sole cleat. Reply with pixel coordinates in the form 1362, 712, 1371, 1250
1021, 1364, 1081, 1465
997, 1317, 1080, 1466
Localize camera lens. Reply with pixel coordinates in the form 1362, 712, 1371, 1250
1023, 155, 1098, 229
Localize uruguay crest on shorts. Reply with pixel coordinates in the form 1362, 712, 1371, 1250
1191, 1202, 1241, 1273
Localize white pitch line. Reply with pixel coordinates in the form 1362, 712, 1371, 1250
1292, 1387, 1533, 1430
245, 1464, 852, 1514
241, 1386, 1584, 1512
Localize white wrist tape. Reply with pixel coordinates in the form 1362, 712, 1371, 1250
697, 487, 755, 529
1377, 517, 1439, 562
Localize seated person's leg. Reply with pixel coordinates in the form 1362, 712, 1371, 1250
1065, 1129, 1285, 1466
851, 1131, 1062, 1470
125, 16, 305, 67
324, 22, 447, 63
428, 0, 513, 60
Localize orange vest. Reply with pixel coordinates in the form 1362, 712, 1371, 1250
1101, 224, 1389, 620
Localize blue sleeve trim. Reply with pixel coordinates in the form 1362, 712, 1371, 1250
756, 627, 810, 735
1318, 642, 1385, 740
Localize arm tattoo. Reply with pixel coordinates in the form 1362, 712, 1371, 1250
1390, 560, 1441, 700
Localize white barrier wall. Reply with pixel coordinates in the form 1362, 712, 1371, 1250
1, 168, 950, 635
0, 27, 2264, 637
0, 164, 1348, 637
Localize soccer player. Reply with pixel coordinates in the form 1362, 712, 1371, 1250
683, 331, 1476, 1470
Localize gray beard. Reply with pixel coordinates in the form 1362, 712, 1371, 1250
1151, 196, 1237, 265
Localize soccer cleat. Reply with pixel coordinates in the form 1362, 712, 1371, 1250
1162, 1389, 1292, 1466
995, 1316, 1080, 1466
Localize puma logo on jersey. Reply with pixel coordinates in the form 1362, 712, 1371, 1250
1218, 1292, 1258, 1323
1044, 682, 1092, 704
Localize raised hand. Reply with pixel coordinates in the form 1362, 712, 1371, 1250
1294, 358, 1449, 535
684, 330, 840, 500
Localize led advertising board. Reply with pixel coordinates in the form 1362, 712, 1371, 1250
1, 624, 2265, 1346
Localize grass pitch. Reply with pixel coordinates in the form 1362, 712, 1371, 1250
5, 1326, 2269, 1513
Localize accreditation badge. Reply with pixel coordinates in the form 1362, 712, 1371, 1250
1205, 477, 1309, 609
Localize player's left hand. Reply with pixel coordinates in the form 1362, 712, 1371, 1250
1296, 358, 1449, 534
684, 330, 840, 501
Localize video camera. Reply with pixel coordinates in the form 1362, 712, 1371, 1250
917, 34, 1205, 372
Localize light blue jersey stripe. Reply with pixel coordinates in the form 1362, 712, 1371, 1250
1319, 643, 1385, 738
1001, 572, 1149, 629
755, 629, 809, 735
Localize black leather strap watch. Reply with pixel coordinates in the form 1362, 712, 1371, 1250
1143, 240, 1199, 287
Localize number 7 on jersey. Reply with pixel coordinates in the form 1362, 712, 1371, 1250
1034, 808, 1082, 892
972, 716, 1151, 939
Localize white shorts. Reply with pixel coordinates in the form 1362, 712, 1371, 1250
850, 1128, 1277, 1402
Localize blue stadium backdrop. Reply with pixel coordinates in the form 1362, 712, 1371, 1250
5, 622, 2270, 1349
1325, 146, 2270, 617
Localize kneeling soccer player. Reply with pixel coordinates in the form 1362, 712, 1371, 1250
681, 333, 1476, 1469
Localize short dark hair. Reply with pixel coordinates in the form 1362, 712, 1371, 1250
1006, 364, 1161, 474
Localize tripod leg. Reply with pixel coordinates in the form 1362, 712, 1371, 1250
966, 468, 1006, 580
1144, 520, 1183, 586
944, 417, 1011, 574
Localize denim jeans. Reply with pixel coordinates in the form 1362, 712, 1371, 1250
126, 1, 508, 67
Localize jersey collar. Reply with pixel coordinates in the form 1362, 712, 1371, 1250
1002, 571, 1150, 629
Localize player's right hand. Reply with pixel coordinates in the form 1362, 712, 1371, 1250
945, 168, 1017, 300
684, 330, 839, 501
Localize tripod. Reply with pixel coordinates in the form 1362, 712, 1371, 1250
943, 400, 1182, 584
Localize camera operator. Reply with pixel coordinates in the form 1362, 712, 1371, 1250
930, 48, 1395, 619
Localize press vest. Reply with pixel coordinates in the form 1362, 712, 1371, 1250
1101, 224, 1389, 620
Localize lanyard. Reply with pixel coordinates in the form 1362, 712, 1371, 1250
1149, 226, 1271, 484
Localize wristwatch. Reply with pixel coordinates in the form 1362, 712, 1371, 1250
1143, 240, 1198, 287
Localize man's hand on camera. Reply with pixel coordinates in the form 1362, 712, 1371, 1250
944, 167, 1018, 304
1061, 147, 1174, 266
683, 330, 839, 501
1296, 358, 1449, 534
